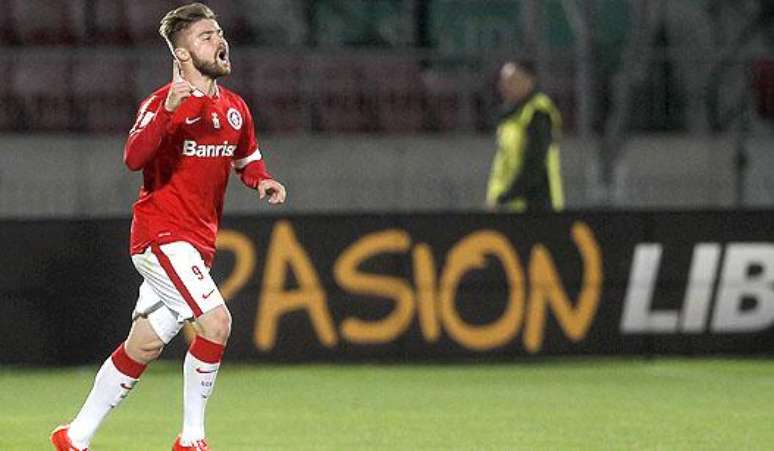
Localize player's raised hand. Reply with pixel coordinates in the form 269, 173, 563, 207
257, 179, 287, 205
164, 60, 193, 112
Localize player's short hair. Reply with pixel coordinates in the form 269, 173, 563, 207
159, 2, 217, 47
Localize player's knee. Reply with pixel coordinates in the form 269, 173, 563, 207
125, 340, 164, 364
139, 343, 164, 362
198, 307, 232, 344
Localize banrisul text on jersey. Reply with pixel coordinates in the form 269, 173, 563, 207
182, 140, 237, 158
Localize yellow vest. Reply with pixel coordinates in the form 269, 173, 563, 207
486, 93, 564, 212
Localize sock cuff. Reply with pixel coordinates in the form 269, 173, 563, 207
110, 342, 147, 379
189, 336, 225, 364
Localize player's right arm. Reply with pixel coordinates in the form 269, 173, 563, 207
124, 62, 192, 171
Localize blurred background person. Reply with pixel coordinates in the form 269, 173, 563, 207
486, 61, 564, 213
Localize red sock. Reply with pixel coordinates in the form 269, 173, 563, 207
188, 336, 225, 364
110, 342, 147, 378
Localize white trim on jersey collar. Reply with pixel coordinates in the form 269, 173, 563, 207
232, 146, 262, 170
191, 83, 219, 98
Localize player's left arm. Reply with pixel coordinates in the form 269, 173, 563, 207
231, 101, 286, 205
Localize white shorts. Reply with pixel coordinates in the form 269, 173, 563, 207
131, 241, 225, 343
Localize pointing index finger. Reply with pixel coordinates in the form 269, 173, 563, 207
172, 60, 196, 93
172, 60, 183, 82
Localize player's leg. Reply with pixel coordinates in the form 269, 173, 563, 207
51, 332, 146, 451
178, 305, 231, 446
65, 317, 157, 448
138, 241, 229, 448
124, 314, 166, 363
52, 279, 184, 451
61, 286, 182, 449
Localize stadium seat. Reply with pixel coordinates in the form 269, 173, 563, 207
240, 0, 307, 46
362, 55, 425, 133
551, 93, 576, 132
305, 55, 371, 132
204, 0, 253, 45
72, 53, 136, 133
132, 51, 172, 100
12, 55, 74, 131
423, 71, 470, 132
126, 1, 179, 45
0, 5, 13, 45
91, 0, 131, 45
238, 53, 306, 133
0, 56, 19, 130
10, 0, 86, 45
753, 59, 774, 118
540, 71, 576, 132
0, 96, 18, 131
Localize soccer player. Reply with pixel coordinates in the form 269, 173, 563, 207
50, 3, 286, 450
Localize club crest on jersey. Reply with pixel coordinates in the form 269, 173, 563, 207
227, 108, 243, 130
211, 112, 221, 129
182, 139, 236, 158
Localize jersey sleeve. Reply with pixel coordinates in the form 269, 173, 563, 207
124, 93, 173, 171
232, 100, 272, 188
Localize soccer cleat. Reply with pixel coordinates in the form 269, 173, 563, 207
50, 425, 87, 451
172, 435, 211, 451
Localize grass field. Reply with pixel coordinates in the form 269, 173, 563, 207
2, 358, 773, 450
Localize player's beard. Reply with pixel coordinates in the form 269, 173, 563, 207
191, 52, 231, 79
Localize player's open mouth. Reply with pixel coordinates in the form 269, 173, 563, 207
217, 49, 229, 64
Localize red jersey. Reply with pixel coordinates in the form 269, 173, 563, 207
124, 83, 271, 266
